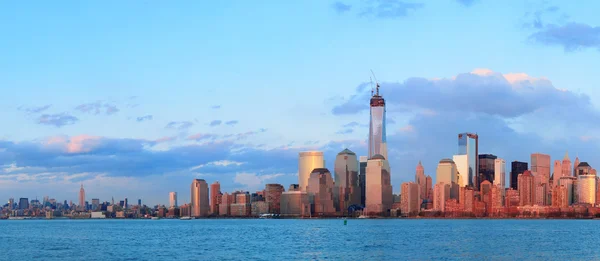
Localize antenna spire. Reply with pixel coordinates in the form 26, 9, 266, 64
370, 77, 374, 96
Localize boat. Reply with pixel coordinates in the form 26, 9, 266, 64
358, 215, 368, 219
151, 217, 160, 220
180, 216, 192, 220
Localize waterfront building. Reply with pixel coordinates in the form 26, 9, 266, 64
552, 185, 569, 208
453, 154, 468, 187
307, 168, 336, 216
365, 154, 393, 216
265, 184, 284, 214
334, 149, 360, 213
210, 181, 221, 215
574, 156, 580, 177
531, 153, 551, 186
401, 182, 419, 216
280, 191, 310, 217
415, 161, 427, 204
191, 179, 209, 217
456, 133, 478, 188
491, 185, 503, 213
298, 151, 325, 192
510, 161, 528, 190
79, 184, 85, 208
505, 188, 520, 207
459, 186, 474, 213
169, 192, 177, 208
575, 162, 592, 178
91, 199, 100, 211
518, 170, 534, 206
288, 184, 301, 192
231, 192, 251, 217
436, 159, 458, 199
368, 83, 388, 160
480, 180, 492, 208
433, 183, 450, 212
219, 192, 231, 216
478, 154, 497, 187
251, 201, 269, 216
359, 156, 368, 207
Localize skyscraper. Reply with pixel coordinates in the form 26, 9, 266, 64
562, 151, 572, 178
415, 161, 427, 204
334, 149, 360, 213
400, 182, 419, 216
573, 156, 580, 177
359, 156, 368, 207
457, 133, 478, 188
531, 153, 551, 185
436, 159, 458, 199
552, 160, 562, 187
575, 162, 592, 178
210, 181, 221, 215
307, 168, 336, 216
577, 163, 595, 205
169, 192, 178, 208
191, 179, 209, 217
494, 158, 506, 191
365, 154, 392, 216
79, 184, 85, 208
368, 83, 387, 160
478, 154, 497, 188
518, 170, 534, 206
510, 161, 528, 190
265, 184, 284, 214
298, 151, 325, 192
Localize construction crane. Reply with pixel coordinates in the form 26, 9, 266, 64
370, 69, 380, 96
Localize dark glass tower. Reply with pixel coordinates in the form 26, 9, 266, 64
478, 154, 497, 188
510, 161, 528, 190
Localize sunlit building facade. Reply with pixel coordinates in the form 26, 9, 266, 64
401, 182, 419, 216
210, 182, 221, 215
494, 158, 506, 195
298, 151, 325, 192
365, 154, 392, 216
578, 172, 596, 205
191, 179, 209, 217
518, 170, 534, 206
265, 184, 284, 214
436, 159, 458, 199
307, 168, 336, 216
169, 192, 177, 208
415, 161, 427, 203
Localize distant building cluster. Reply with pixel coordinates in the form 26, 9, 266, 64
3, 81, 600, 219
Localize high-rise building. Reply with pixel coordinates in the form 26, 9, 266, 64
359, 156, 368, 207
457, 133, 478, 188
436, 159, 458, 199
298, 151, 325, 192
19, 198, 29, 210
453, 154, 468, 187
494, 158, 506, 192
480, 180, 493, 207
280, 190, 310, 217
79, 184, 85, 208
534, 184, 546, 206
573, 157, 580, 177
401, 182, 419, 216
415, 161, 427, 204
531, 153, 551, 185
365, 154, 392, 216
558, 176, 577, 205
577, 163, 596, 205
210, 181, 221, 215
137, 199, 141, 206
510, 161, 528, 190
575, 162, 592, 178
169, 192, 178, 208
334, 149, 360, 213
307, 168, 336, 216
91, 199, 100, 210
433, 183, 450, 212
478, 154, 497, 188
265, 184, 284, 214
562, 151, 572, 178
552, 160, 562, 187
518, 170, 534, 206
426, 175, 433, 201
191, 179, 209, 217
368, 83, 387, 160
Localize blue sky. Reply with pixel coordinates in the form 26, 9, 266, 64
1, 0, 600, 205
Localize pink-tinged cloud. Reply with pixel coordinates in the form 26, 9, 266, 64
187, 133, 218, 141
155, 136, 177, 143
44, 135, 102, 153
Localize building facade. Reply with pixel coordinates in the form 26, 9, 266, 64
457, 133, 478, 188
478, 154, 497, 188
169, 192, 177, 208
191, 179, 209, 217
510, 161, 528, 190
298, 151, 325, 192
368, 85, 388, 160
365, 154, 392, 216
401, 182, 419, 216
334, 149, 360, 213
307, 168, 336, 216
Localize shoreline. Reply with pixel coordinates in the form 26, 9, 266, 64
3, 216, 600, 220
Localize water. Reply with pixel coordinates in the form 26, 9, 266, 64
1, 219, 599, 260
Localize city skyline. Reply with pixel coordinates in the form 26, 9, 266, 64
2, 1, 600, 205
